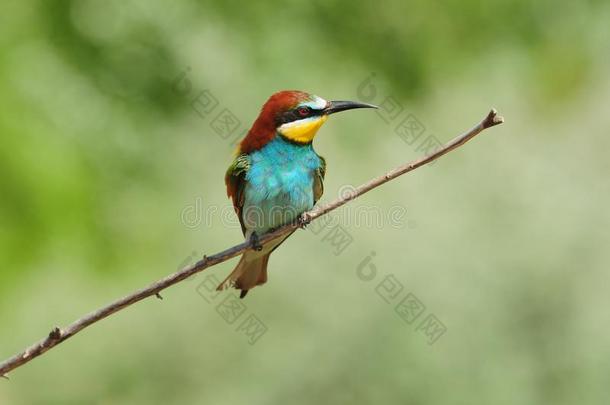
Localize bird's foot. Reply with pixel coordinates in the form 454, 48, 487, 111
249, 232, 263, 251
298, 213, 312, 229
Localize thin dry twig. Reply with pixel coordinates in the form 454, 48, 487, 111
0, 109, 504, 378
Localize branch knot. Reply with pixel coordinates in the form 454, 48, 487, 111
48, 327, 62, 341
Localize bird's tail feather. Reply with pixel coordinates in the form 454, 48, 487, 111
216, 250, 270, 298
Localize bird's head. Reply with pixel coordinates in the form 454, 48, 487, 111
239, 90, 377, 153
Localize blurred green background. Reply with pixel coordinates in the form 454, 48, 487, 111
1, 0, 609, 403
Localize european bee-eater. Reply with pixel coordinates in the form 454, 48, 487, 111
217, 90, 376, 297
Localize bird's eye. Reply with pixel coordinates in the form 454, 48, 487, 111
297, 106, 310, 117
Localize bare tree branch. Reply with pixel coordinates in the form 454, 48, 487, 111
0, 109, 504, 377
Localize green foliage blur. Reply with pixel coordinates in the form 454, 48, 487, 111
1, 0, 609, 403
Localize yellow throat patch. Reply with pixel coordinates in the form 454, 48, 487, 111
278, 115, 328, 143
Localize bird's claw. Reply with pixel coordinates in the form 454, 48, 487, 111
298, 213, 312, 229
250, 232, 263, 251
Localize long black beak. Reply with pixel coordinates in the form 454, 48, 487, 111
324, 100, 378, 115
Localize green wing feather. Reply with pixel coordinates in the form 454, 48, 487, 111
313, 154, 326, 204
225, 153, 250, 235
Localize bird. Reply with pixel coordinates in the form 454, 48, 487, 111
217, 90, 377, 298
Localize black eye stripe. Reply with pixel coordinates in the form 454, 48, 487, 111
277, 106, 322, 124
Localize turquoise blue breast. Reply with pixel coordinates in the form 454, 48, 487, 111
243, 135, 322, 233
